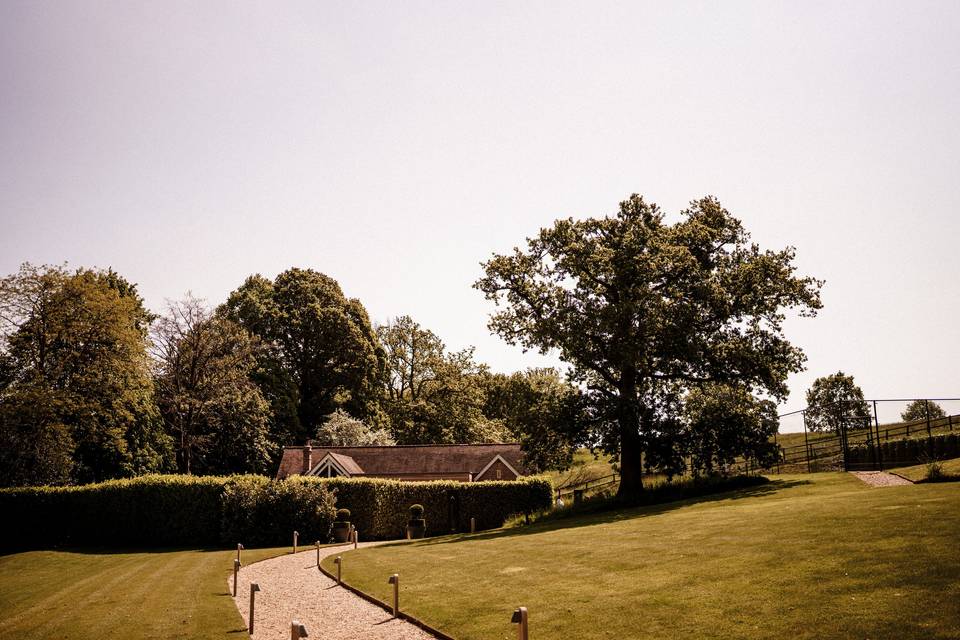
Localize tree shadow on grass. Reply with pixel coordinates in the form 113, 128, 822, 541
390, 478, 811, 548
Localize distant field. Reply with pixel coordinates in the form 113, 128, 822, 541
0, 546, 288, 640
324, 474, 960, 640
892, 457, 960, 482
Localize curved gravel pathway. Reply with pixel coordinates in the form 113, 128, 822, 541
850, 471, 914, 487
230, 541, 439, 640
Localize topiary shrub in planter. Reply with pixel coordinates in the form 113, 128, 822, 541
407, 503, 426, 539
332, 508, 352, 543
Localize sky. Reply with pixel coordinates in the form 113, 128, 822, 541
2, 1, 959, 424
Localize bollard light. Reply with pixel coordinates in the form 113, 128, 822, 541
233, 559, 241, 597
293, 530, 299, 554
249, 583, 261, 634
237, 543, 244, 565
511, 606, 529, 640
333, 556, 342, 584
315, 540, 321, 567
353, 528, 359, 549
470, 517, 476, 534
290, 620, 308, 640
388, 573, 399, 618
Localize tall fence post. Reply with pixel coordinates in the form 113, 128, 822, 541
802, 412, 812, 473
872, 400, 884, 471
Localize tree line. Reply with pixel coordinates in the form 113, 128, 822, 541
6, 193, 879, 498
0, 264, 579, 486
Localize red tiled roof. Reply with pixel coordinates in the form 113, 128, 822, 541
275, 443, 525, 480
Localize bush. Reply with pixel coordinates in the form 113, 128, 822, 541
2, 474, 336, 550
335, 508, 351, 522
0, 473, 552, 549
318, 476, 553, 539
409, 504, 424, 519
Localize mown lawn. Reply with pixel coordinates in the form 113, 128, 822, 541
893, 457, 960, 482
323, 474, 960, 640
0, 546, 287, 639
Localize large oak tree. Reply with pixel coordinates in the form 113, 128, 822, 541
222, 268, 386, 445
475, 195, 822, 497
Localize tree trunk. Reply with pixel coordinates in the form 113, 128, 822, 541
617, 425, 644, 498
616, 371, 644, 499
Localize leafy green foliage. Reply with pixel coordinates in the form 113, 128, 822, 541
475, 195, 822, 496
681, 385, 779, 474
804, 371, 870, 432
0, 264, 173, 486
482, 368, 583, 472
152, 295, 273, 475
314, 409, 394, 446
901, 399, 946, 422
377, 315, 507, 444
222, 269, 386, 444
1, 473, 337, 549
319, 476, 553, 539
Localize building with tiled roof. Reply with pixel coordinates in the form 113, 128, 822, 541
275, 442, 525, 482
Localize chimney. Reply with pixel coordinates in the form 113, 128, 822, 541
302, 444, 312, 474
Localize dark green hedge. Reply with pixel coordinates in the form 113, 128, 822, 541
0, 473, 552, 549
319, 476, 554, 540
0, 474, 336, 550
848, 433, 959, 469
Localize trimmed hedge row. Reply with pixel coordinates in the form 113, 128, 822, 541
0, 474, 336, 550
848, 433, 960, 468
320, 476, 553, 540
0, 473, 553, 549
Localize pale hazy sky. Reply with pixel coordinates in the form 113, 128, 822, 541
2, 1, 958, 422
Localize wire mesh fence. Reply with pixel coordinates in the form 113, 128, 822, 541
771, 398, 960, 473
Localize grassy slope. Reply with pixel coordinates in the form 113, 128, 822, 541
323, 474, 960, 640
775, 417, 958, 451
893, 457, 960, 482
546, 449, 616, 488
0, 546, 287, 640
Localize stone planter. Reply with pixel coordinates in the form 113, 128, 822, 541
332, 522, 351, 543
406, 519, 426, 539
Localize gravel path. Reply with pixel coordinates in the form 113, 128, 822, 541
850, 471, 914, 487
230, 542, 439, 640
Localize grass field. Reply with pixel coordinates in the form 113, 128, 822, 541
323, 474, 960, 640
893, 457, 960, 482
0, 546, 287, 639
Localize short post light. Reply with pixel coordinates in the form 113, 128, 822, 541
470, 517, 476, 534
237, 543, 244, 565
290, 620, 308, 640
233, 559, 241, 597
248, 583, 261, 634
388, 573, 400, 618
333, 556, 342, 584
511, 606, 529, 640
315, 540, 321, 567
293, 530, 299, 554
353, 528, 359, 549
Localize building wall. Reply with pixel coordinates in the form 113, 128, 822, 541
475, 459, 518, 481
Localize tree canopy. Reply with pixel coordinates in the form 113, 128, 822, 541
151, 295, 273, 475
0, 264, 172, 485
900, 399, 946, 423
313, 409, 395, 447
476, 195, 822, 496
804, 372, 870, 433
222, 268, 387, 445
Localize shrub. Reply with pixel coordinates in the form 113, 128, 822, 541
2, 474, 336, 550
409, 504, 424, 519
335, 508, 351, 522
0, 473, 552, 550
318, 476, 553, 539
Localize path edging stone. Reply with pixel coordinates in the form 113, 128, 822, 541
317, 562, 456, 640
